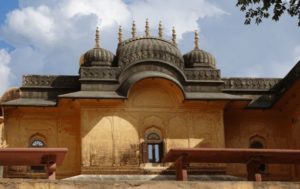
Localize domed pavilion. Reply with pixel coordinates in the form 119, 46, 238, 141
1, 20, 300, 182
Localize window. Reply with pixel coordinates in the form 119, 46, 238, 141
142, 128, 164, 163
29, 133, 47, 148
31, 140, 45, 147
249, 135, 267, 173
147, 143, 163, 163
250, 141, 264, 149
147, 133, 160, 141
249, 135, 265, 149
29, 133, 46, 172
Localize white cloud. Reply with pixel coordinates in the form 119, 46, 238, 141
60, 0, 130, 27
6, 6, 55, 45
0, 0, 225, 90
128, 0, 225, 39
0, 49, 11, 95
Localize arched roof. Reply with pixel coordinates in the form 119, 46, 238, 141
118, 71, 185, 98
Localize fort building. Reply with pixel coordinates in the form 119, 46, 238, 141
1, 21, 300, 181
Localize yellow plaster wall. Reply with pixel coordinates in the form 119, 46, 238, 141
2, 76, 297, 180
81, 78, 226, 172
3, 100, 81, 178
0, 116, 4, 147
2, 78, 226, 176
224, 109, 293, 180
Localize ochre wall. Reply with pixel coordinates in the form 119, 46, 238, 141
81, 78, 226, 172
290, 108, 300, 180
224, 108, 294, 180
3, 100, 81, 178
0, 116, 4, 147
2, 78, 227, 177
3, 77, 298, 180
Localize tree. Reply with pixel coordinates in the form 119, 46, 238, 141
236, 0, 300, 26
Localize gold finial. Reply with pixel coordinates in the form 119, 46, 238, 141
118, 26, 123, 43
145, 18, 150, 37
194, 30, 199, 49
158, 21, 163, 38
95, 27, 100, 48
172, 26, 176, 45
131, 21, 137, 38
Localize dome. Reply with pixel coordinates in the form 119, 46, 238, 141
82, 47, 115, 67
183, 30, 216, 69
81, 27, 115, 67
117, 37, 184, 69
183, 48, 216, 68
0, 87, 20, 103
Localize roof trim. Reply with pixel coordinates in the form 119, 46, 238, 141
59, 91, 126, 99
185, 92, 251, 101
1, 98, 56, 107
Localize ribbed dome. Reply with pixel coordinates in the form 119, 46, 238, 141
82, 47, 115, 67
117, 37, 184, 69
81, 27, 115, 67
183, 48, 216, 69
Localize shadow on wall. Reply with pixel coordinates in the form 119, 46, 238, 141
81, 78, 186, 168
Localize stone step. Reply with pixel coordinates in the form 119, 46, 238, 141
64, 174, 245, 181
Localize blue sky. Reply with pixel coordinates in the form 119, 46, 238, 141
0, 0, 18, 50
0, 0, 299, 94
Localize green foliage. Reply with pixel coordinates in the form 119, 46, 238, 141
236, 0, 300, 26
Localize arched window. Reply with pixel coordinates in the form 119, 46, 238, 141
250, 140, 264, 149
142, 128, 164, 163
29, 133, 47, 148
249, 135, 265, 149
31, 139, 45, 147
29, 133, 46, 172
249, 135, 267, 173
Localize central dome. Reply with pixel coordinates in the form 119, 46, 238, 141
116, 37, 184, 69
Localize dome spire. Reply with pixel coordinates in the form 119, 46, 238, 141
158, 21, 163, 38
118, 25, 123, 43
95, 27, 100, 48
131, 21, 137, 38
145, 18, 150, 37
172, 26, 176, 45
194, 30, 199, 49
